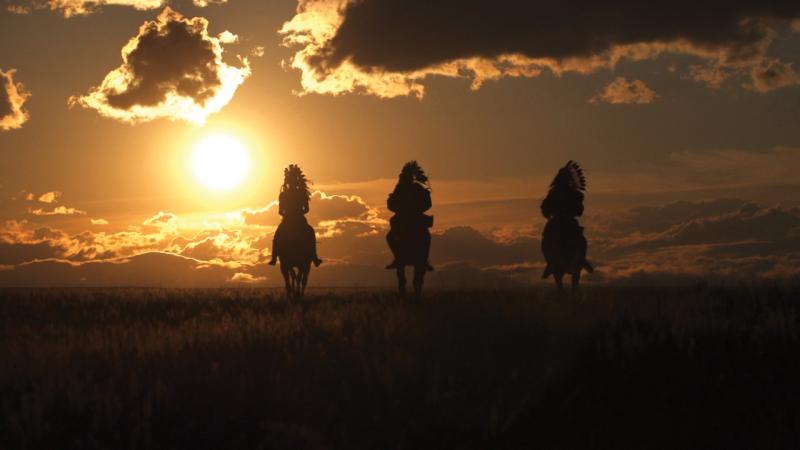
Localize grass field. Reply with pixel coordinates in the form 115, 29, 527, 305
2, 286, 800, 450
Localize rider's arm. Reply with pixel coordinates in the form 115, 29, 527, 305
421, 190, 432, 212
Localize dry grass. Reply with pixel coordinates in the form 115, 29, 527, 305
1, 286, 799, 449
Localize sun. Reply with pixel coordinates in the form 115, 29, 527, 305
191, 134, 251, 191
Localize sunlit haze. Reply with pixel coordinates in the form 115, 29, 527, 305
191, 134, 251, 191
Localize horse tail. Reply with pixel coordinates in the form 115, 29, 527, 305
583, 260, 594, 273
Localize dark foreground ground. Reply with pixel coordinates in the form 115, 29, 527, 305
2, 286, 800, 450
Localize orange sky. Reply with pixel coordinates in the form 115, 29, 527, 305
1, 0, 799, 286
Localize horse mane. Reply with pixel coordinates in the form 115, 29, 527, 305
400, 161, 431, 190
282, 164, 311, 198
550, 160, 587, 192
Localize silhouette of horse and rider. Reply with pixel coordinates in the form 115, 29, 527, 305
540, 160, 594, 294
268, 165, 322, 298
268, 160, 590, 298
385, 161, 434, 299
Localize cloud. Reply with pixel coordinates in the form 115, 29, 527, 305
749, 59, 800, 92
0, 222, 66, 264
6, 0, 226, 17
0, 69, 31, 131
280, 0, 800, 98
240, 191, 381, 230
37, 191, 62, 204
70, 8, 250, 124
29, 206, 87, 216
251, 46, 265, 58
433, 226, 535, 267
0, 252, 246, 287
595, 199, 749, 237
606, 203, 800, 252
662, 147, 800, 189
6, 4, 31, 14
590, 77, 658, 105
90, 218, 110, 225
0, 220, 109, 264
686, 63, 732, 89
142, 211, 177, 227
229, 272, 266, 283
192, 0, 228, 7
239, 202, 279, 227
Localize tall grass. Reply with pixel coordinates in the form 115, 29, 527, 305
1, 286, 798, 449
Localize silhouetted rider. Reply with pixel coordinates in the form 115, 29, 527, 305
540, 179, 584, 220
269, 165, 322, 267
386, 161, 434, 270
540, 160, 589, 278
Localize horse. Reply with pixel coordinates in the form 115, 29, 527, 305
275, 225, 315, 299
390, 220, 432, 299
541, 216, 593, 295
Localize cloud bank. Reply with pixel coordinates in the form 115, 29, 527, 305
0, 69, 31, 131
1, 185, 798, 287
280, 0, 800, 98
71, 8, 250, 124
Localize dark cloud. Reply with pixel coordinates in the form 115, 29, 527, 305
598, 198, 748, 237
327, 1, 794, 72
336, 0, 788, 71
281, 0, 800, 97
5, 0, 226, 18
0, 69, 30, 130
0, 241, 62, 266
603, 202, 800, 254
433, 226, 536, 267
71, 8, 250, 124
0, 252, 244, 287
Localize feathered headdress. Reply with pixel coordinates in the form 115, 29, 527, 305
399, 160, 430, 188
550, 160, 586, 192
282, 164, 311, 197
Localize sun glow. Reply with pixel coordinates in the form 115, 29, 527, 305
191, 134, 251, 191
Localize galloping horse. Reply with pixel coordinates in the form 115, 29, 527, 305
541, 161, 593, 295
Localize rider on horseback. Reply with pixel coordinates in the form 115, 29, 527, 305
540, 160, 592, 279
268, 164, 322, 267
385, 161, 434, 271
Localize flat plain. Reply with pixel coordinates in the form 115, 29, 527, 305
2, 286, 799, 450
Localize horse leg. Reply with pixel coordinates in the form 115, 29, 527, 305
281, 265, 292, 298
396, 266, 407, 298
572, 270, 582, 299
300, 264, 309, 298
413, 264, 426, 300
554, 273, 565, 296
292, 268, 301, 298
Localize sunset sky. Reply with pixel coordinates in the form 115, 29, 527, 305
1, 0, 799, 286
